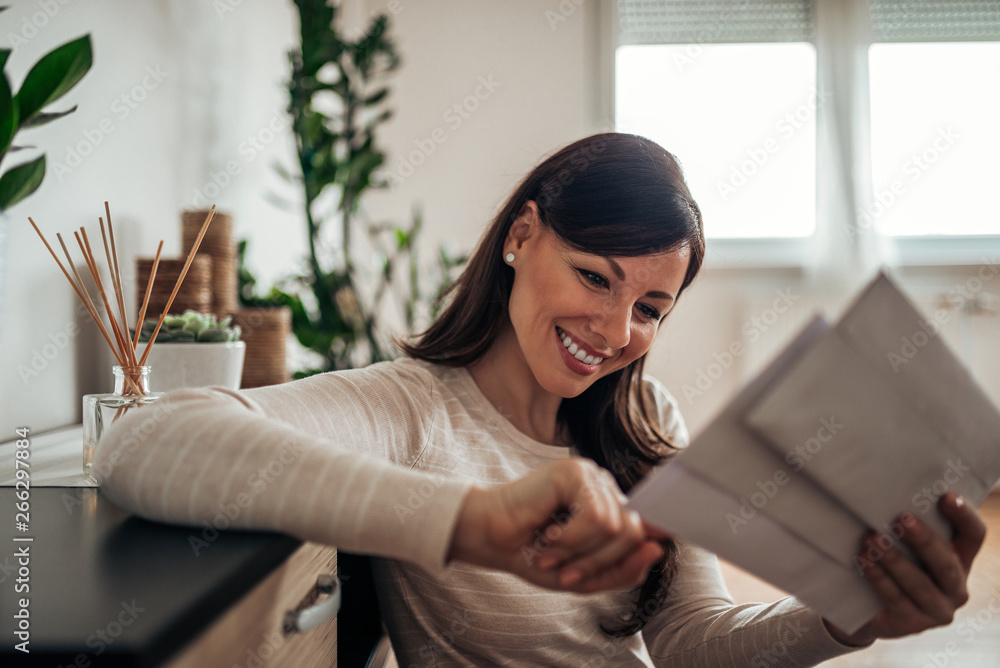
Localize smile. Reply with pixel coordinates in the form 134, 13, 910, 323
556, 326, 607, 366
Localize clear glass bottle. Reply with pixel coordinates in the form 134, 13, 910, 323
83, 365, 161, 483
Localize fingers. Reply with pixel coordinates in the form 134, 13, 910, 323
569, 540, 665, 594
553, 508, 649, 587
863, 532, 953, 626
898, 516, 969, 606
856, 497, 984, 639
529, 462, 630, 572
516, 459, 664, 591
938, 492, 987, 572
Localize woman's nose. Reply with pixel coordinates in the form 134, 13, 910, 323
593, 300, 631, 350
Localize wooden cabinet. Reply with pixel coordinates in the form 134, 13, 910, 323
168, 543, 338, 667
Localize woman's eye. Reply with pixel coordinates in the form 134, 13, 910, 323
638, 304, 661, 321
578, 269, 607, 287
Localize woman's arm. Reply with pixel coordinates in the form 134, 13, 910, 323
93, 363, 469, 571
94, 362, 665, 588
640, 543, 865, 667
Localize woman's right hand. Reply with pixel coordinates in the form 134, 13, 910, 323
447, 458, 667, 593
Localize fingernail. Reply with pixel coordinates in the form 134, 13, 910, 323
954, 494, 965, 508
908, 518, 924, 536
537, 556, 556, 571
560, 569, 582, 586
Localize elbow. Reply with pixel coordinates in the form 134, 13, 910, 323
92, 387, 225, 499
91, 393, 183, 502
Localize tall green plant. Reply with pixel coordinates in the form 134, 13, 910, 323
263, 0, 464, 374
0, 9, 92, 211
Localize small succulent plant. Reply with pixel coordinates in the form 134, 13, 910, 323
136, 310, 241, 343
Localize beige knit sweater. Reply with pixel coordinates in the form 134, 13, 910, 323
95, 357, 864, 666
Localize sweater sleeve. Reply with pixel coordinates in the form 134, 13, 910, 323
642, 543, 866, 667
93, 360, 473, 573
638, 376, 868, 666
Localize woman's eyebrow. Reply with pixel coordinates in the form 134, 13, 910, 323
605, 257, 676, 301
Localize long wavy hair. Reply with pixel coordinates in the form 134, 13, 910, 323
398, 132, 705, 635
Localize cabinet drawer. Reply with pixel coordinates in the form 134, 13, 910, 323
167, 542, 338, 667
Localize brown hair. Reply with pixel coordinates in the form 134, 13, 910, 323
397, 132, 705, 635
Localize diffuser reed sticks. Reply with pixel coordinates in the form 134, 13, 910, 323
29, 203, 216, 395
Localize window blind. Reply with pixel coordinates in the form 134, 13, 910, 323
616, 0, 815, 45
617, 0, 1000, 45
869, 1, 1000, 42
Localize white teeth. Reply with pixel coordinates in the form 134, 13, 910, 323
558, 327, 606, 365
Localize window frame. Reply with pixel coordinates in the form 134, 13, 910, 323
602, 0, 1000, 270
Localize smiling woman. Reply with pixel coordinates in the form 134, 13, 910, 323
93, 132, 984, 667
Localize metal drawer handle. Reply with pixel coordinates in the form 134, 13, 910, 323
283, 574, 341, 635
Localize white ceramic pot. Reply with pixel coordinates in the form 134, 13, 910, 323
141, 341, 246, 393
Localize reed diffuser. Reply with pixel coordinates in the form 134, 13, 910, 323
29, 203, 216, 482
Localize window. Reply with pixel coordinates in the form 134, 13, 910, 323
612, 0, 1000, 260
868, 42, 1000, 237
617, 43, 816, 238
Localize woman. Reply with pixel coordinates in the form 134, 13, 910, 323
97, 133, 985, 666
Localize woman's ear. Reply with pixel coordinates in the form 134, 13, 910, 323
505, 200, 541, 255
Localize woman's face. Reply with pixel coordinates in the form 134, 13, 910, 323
503, 202, 691, 398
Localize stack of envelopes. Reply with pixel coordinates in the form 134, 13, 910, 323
628, 271, 1000, 634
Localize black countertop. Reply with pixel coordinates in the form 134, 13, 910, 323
0, 487, 300, 667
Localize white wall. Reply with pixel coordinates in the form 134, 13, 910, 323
0, 0, 300, 434
2, 0, 997, 439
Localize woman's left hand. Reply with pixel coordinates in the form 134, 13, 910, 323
823, 491, 988, 647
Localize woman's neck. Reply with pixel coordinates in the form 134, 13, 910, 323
466, 327, 570, 447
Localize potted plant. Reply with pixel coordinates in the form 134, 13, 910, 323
0, 14, 92, 333
245, 0, 465, 378
135, 310, 246, 393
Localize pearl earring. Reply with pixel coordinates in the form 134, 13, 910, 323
505, 252, 515, 263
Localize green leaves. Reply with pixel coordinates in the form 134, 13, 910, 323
13, 34, 92, 125
0, 33, 92, 211
0, 154, 44, 210
0, 67, 15, 157
20, 106, 78, 129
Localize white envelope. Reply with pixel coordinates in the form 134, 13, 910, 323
628, 461, 882, 635
628, 270, 1000, 635
671, 317, 872, 568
